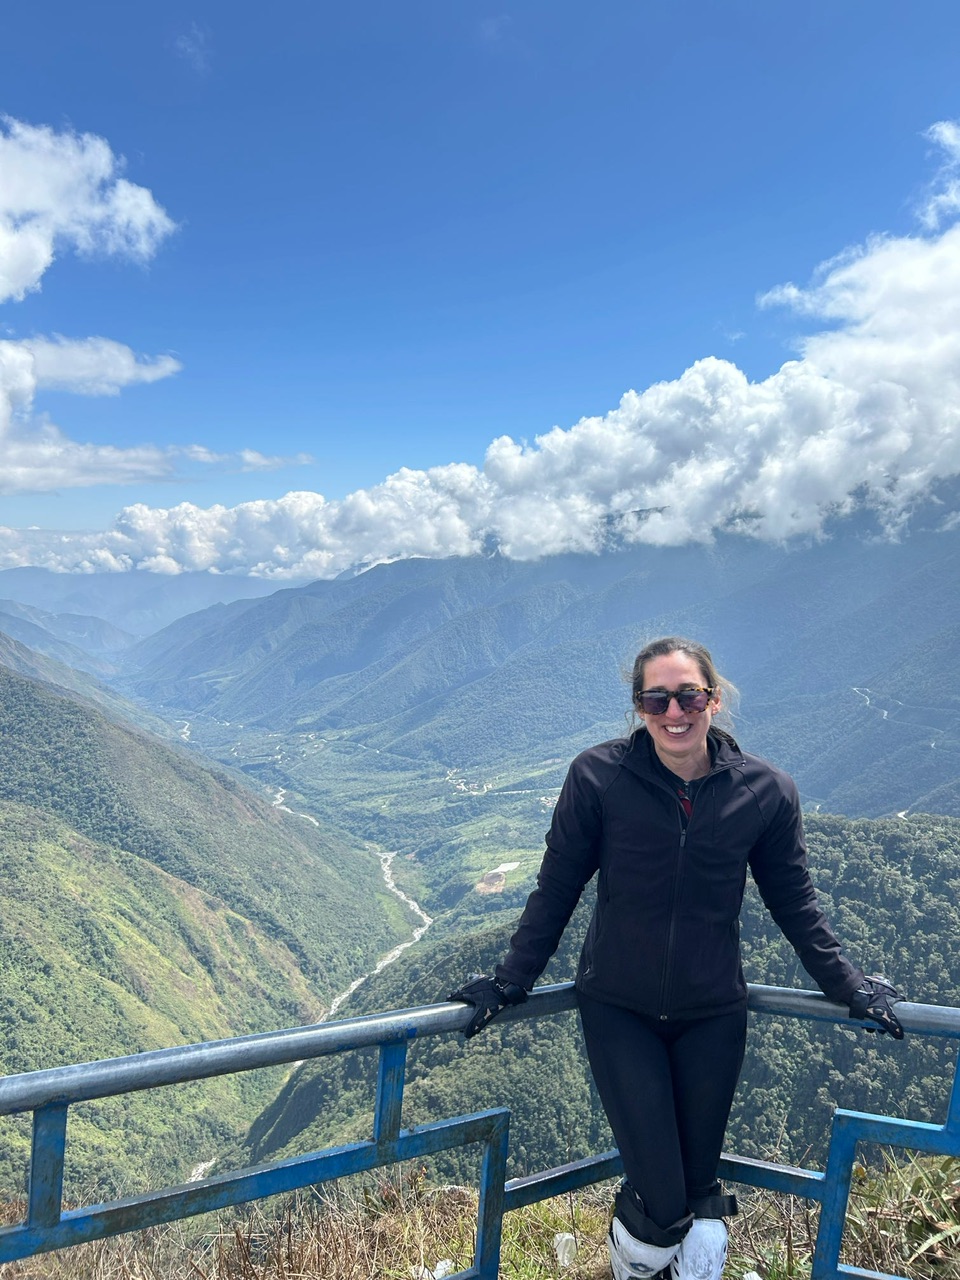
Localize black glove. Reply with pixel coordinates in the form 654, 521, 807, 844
849, 975, 905, 1039
448, 975, 528, 1038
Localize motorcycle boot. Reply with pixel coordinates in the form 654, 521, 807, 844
669, 1190, 738, 1280
607, 1182, 692, 1280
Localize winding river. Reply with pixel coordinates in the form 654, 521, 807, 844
269, 788, 434, 1020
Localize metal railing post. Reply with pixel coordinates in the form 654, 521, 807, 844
27, 1104, 68, 1230
812, 1112, 859, 1280
949, 1045, 960, 1131
373, 1039, 408, 1144
475, 1110, 510, 1280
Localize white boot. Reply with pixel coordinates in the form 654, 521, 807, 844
608, 1217, 681, 1280
669, 1218, 727, 1280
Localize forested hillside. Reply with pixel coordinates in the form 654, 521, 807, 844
0, 632, 172, 735
235, 812, 960, 1182
0, 666, 414, 986
0, 798, 317, 1196
0, 665, 418, 1194
0, 600, 125, 675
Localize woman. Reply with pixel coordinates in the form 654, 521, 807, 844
450, 636, 904, 1280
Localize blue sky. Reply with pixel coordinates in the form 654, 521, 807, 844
3, 2, 960, 576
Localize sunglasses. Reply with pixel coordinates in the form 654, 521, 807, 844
634, 687, 715, 716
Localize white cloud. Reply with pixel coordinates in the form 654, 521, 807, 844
0, 117, 175, 303
919, 120, 960, 230
0, 332, 301, 493
18, 335, 182, 395
0, 441, 307, 500
238, 448, 314, 472
0, 431, 180, 494
174, 24, 211, 74
5, 121, 960, 577
0, 117, 188, 489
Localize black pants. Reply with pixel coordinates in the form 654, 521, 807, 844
578, 992, 747, 1230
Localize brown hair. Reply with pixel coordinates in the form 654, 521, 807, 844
628, 635, 738, 724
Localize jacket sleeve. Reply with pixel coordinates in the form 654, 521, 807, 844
747, 769, 864, 1005
496, 751, 604, 990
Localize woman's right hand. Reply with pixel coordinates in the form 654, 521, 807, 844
447, 975, 528, 1038
849, 975, 905, 1039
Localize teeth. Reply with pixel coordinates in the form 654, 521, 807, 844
665, 725, 690, 734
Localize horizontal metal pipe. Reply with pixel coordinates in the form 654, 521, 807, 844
0, 1002, 459, 1114
0, 983, 955, 1116
718, 1151, 826, 1200
745, 985, 960, 1038
504, 1146, 830, 1211
504, 1150, 623, 1211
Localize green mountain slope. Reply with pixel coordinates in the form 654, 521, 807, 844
234, 812, 960, 1183
0, 631, 173, 735
0, 666, 413, 989
0, 664, 420, 1194
0, 799, 319, 1195
0, 604, 120, 676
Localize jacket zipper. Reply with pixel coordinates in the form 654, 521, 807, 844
625, 743, 742, 1018
657, 790, 690, 1020
653, 758, 739, 1018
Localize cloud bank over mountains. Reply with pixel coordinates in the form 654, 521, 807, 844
2, 117, 960, 577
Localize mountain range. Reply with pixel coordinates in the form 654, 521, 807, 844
100, 525, 960, 818
0, 567, 297, 636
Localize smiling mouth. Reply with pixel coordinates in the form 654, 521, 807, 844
664, 724, 692, 735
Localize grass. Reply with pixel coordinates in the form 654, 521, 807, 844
846, 1153, 960, 1276
0, 1156, 957, 1280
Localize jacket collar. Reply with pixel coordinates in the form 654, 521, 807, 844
620, 724, 746, 781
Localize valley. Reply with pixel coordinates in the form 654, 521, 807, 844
2, 537, 960, 1195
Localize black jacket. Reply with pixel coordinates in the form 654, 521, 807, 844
496, 728, 864, 1020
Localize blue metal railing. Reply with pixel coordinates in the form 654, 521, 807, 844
0, 983, 957, 1280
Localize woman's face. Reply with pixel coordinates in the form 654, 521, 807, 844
635, 651, 721, 778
